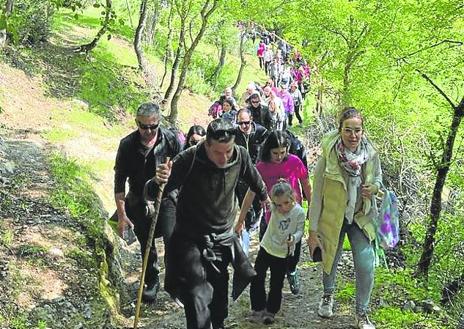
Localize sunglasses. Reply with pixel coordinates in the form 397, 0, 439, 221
137, 121, 160, 131
189, 139, 200, 146
251, 100, 260, 104
209, 128, 236, 140
237, 121, 251, 126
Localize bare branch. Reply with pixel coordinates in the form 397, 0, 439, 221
416, 69, 457, 109
399, 40, 463, 61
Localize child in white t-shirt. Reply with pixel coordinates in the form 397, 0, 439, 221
247, 179, 305, 324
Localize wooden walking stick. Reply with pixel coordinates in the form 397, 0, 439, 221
133, 158, 170, 329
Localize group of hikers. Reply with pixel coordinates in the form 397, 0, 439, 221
113, 22, 381, 329
207, 31, 313, 131
113, 95, 382, 329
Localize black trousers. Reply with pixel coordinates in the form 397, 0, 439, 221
250, 248, 287, 314
294, 103, 303, 124
126, 197, 176, 285
166, 231, 232, 329
259, 219, 301, 274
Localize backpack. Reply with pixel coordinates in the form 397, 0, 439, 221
376, 187, 400, 250
286, 129, 308, 169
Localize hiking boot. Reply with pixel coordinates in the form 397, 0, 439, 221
287, 270, 300, 295
262, 310, 275, 325
142, 280, 160, 303
317, 294, 334, 318
355, 312, 375, 329
247, 310, 264, 323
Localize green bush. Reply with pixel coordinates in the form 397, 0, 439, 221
7, 1, 55, 45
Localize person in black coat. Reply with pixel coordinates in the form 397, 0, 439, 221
114, 102, 181, 303
152, 119, 270, 329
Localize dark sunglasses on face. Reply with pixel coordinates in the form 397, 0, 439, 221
189, 139, 200, 146
137, 121, 160, 130
209, 128, 235, 140
238, 121, 251, 126
251, 100, 260, 104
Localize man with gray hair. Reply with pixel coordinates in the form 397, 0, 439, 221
113, 102, 181, 303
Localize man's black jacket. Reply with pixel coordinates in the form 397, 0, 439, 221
114, 127, 181, 201
234, 122, 269, 164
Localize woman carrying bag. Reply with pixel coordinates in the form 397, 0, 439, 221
307, 107, 382, 329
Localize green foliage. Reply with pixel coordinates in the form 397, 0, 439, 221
0, 227, 13, 248
374, 268, 435, 302
37, 319, 48, 329
336, 281, 355, 302
370, 268, 453, 328
67, 247, 97, 269
186, 51, 217, 96
9, 314, 28, 329
6, 1, 56, 45
17, 244, 47, 258
342, 236, 351, 251
372, 307, 438, 329
47, 152, 105, 241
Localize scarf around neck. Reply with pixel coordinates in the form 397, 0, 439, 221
335, 136, 370, 222
335, 137, 369, 177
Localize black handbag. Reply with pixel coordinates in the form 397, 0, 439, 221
311, 246, 322, 262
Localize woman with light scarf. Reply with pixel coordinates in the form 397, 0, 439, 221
307, 107, 382, 329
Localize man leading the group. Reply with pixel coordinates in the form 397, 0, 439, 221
152, 118, 269, 329
113, 102, 181, 303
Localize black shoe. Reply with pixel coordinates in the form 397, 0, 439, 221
212, 322, 225, 329
142, 280, 160, 303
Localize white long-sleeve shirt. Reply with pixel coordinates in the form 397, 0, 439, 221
261, 203, 305, 258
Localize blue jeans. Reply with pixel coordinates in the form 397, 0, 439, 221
322, 221, 375, 314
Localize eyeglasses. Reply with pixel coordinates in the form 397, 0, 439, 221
137, 121, 159, 131
342, 127, 363, 136
209, 128, 236, 140
237, 121, 251, 126
251, 100, 260, 104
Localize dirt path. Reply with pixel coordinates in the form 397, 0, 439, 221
122, 237, 354, 329
0, 131, 114, 328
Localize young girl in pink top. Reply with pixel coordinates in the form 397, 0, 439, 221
236, 130, 311, 295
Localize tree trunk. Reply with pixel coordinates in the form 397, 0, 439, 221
5, 0, 13, 13
145, 2, 160, 45
315, 85, 323, 117
163, 19, 186, 107
77, 0, 113, 54
168, 0, 219, 124
160, 2, 175, 89
134, 0, 149, 74
231, 31, 246, 94
124, 0, 134, 27
1, 0, 14, 48
416, 90, 464, 278
208, 41, 226, 88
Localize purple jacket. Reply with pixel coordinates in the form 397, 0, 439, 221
279, 90, 295, 114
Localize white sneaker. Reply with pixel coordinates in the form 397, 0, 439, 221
355, 313, 376, 329
317, 294, 334, 318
